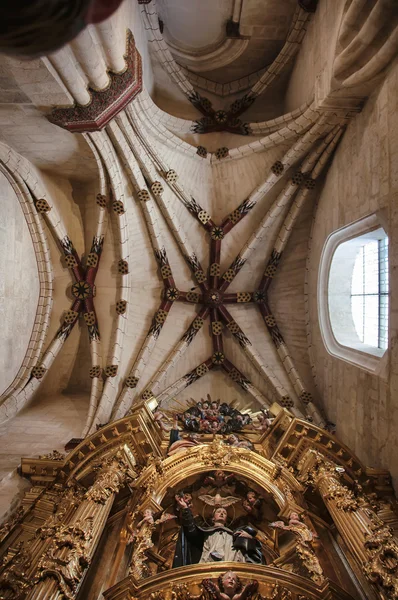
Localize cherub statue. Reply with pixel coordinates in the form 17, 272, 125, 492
269, 513, 324, 584
130, 508, 176, 539
128, 508, 176, 578
252, 409, 274, 433
242, 490, 262, 521
225, 434, 253, 450
203, 571, 258, 600
269, 512, 316, 543
203, 470, 236, 489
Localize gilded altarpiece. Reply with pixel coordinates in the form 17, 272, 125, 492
0, 401, 397, 600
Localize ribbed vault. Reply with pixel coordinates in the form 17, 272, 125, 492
0, 0, 396, 470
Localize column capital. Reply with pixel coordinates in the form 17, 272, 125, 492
85, 450, 136, 504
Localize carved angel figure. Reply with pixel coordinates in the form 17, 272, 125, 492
252, 410, 274, 433
127, 508, 176, 545
203, 470, 236, 489
269, 513, 324, 585
129, 509, 176, 578
137, 508, 176, 529
242, 490, 262, 521
269, 512, 316, 543
203, 571, 258, 600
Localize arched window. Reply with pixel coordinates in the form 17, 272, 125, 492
318, 214, 389, 373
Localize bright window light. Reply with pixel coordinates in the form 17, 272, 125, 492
351, 237, 389, 349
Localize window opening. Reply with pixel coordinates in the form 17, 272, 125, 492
350, 237, 389, 349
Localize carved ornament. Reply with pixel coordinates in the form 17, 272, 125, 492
38, 450, 65, 461
0, 543, 32, 599
196, 439, 246, 468
49, 30, 142, 133
85, 451, 132, 504
364, 525, 398, 599
36, 517, 94, 599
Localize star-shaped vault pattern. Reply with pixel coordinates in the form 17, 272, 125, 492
22, 102, 345, 436
99, 106, 345, 430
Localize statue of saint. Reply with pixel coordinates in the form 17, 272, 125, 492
172, 496, 263, 567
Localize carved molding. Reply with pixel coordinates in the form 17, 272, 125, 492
103, 563, 355, 600
85, 451, 135, 504
49, 30, 142, 133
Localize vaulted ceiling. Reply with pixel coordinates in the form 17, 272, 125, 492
0, 0, 396, 450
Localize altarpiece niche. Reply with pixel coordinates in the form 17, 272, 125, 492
0, 396, 396, 600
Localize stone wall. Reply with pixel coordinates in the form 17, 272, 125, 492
307, 59, 398, 488
0, 392, 88, 521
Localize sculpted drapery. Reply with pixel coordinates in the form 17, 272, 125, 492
172, 499, 263, 567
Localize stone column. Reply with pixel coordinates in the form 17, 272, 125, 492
297, 449, 398, 599
26, 451, 134, 600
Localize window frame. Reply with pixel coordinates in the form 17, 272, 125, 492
350, 236, 388, 349
318, 212, 389, 374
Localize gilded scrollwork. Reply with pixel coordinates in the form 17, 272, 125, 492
151, 592, 166, 600
276, 480, 295, 504
171, 582, 193, 600
147, 454, 165, 476
322, 477, 359, 512
36, 484, 84, 540
38, 450, 66, 461
197, 438, 245, 468
363, 524, 398, 599
0, 483, 86, 598
136, 462, 165, 499
36, 517, 94, 599
269, 513, 324, 585
85, 451, 132, 504
267, 584, 292, 600
0, 543, 32, 599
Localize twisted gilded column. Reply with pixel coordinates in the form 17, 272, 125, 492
297, 449, 398, 599
25, 451, 134, 600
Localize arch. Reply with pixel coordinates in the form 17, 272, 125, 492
135, 442, 298, 516
0, 160, 53, 407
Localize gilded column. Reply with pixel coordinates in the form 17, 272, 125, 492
0, 482, 84, 600
26, 450, 135, 600
297, 449, 398, 599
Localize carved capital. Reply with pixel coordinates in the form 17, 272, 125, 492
85, 451, 132, 504
296, 449, 359, 511
322, 477, 359, 512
